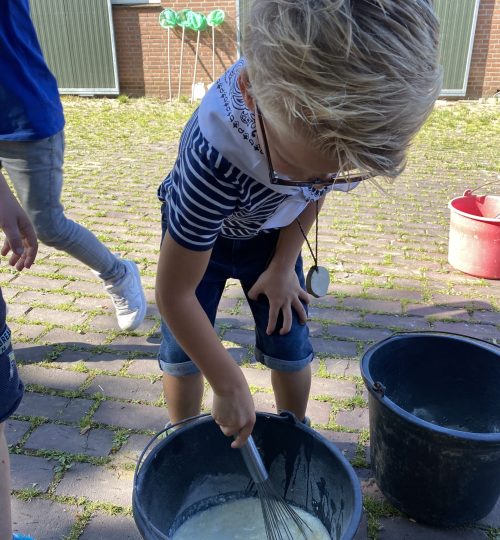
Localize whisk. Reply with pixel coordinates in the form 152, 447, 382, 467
239, 435, 311, 540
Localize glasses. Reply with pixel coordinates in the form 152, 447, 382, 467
256, 104, 372, 188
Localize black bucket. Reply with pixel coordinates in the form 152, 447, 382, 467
133, 412, 362, 539
361, 332, 500, 526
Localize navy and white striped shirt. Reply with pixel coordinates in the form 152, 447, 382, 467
158, 60, 357, 251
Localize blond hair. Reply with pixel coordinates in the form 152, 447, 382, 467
243, 0, 442, 177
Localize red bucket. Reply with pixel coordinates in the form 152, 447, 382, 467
448, 189, 500, 279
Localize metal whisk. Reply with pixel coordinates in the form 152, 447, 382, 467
239, 435, 311, 540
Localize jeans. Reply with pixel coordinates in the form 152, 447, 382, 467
158, 203, 314, 376
0, 289, 23, 423
0, 131, 123, 282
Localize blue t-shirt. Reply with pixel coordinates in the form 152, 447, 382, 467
0, 0, 65, 141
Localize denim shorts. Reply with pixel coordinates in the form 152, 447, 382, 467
158, 203, 314, 376
0, 289, 24, 423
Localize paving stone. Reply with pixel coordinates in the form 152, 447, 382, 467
242, 366, 271, 389
10, 273, 69, 291
55, 462, 134, 507
80, 512, 142, 540
223, 328, 255, 346
378, 517, 488, 539
10, 454, 55, 491
310, 337, 358, 357
310, 377, 357, 399
84, 351, 127, 372
252, 391, 278, 414
324, 358, 361, 377
41, 328, 107, 346
471, 310, 500, 325
306, 399, 332, 425
317, 430, 359, 461
5, 419, 31, 445
50, 348, 94, 367
336, 408, 370, 431
93, 400, 166, 431
12, 344, 54, 364
309, 307, 363, 324
25, 424, 114, 456
15, 290, 75, 307
11, 497, 75, 540
10, 324, 46, 341
112, 433, 153, 467
363, 313, 431, 331
85, 374, 163, 402
342, 298, 403, 314
106, 334, 160, 354
432, 321, 500, 341
26, 306, 88, 326
6, 303, 31, 318
127, 357, 160, 375
87, 314, 120, 331
15, 392, 93, 422
327, 324, 392, 342
18, 365, 88, 391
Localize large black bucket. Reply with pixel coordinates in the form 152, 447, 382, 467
361, 332, 500, 526
133, 412, 362, 539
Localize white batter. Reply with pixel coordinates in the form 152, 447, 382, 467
171, 496, 330, 540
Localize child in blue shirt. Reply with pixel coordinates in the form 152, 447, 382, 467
156, 0, 442, 447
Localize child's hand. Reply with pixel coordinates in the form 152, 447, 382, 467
0, 178, 38, 271
247, 266, 309, 335
212, 381, 256, 448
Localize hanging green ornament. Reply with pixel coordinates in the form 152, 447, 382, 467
207, 9, 225, 27
189, 12, 207, 32
159, 8, 177, 29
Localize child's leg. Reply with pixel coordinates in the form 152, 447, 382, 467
271, 364, 311, 422
162, 372, 205, 424
0, 422, 13, 540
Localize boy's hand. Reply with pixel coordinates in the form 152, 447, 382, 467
247, 266, 309, 335
0, 179, 38, 271
212, 381, 256, 448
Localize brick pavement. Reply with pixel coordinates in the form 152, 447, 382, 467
3, 99, 500, 539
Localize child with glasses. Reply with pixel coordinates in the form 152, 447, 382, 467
156, 0, 442, 447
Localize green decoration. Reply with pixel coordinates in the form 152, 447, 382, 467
207, 9, 225, 27
158, 8, 177, 29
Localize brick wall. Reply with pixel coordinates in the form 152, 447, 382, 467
467, 0, 500, 98
113, 0, 500, 100
113, 1, 237, 99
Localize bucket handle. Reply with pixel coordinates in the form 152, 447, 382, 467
464, 179, 499, 197
133, 412, 211, 488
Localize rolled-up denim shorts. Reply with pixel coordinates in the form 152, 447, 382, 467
0, 288, 24, 423
158, 203, 313, 376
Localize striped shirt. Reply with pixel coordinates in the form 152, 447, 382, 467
158, 59, 357, 251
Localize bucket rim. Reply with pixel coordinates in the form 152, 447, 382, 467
133, 411, 363, 540
448, 193, 500, 223
360, 331, 500, 442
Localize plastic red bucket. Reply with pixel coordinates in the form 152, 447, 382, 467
448, 190, 500, 279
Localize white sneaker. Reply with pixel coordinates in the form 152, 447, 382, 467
103, 259, 147, 331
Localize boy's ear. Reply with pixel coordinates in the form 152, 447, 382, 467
238, 70, 255, 112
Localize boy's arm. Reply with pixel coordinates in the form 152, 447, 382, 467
248, 196, 326, 335
0, 172, 38, 270
156, 231, 255, 448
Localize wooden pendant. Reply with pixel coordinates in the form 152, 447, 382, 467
306, 266, 330, 298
